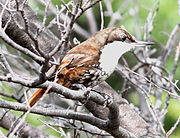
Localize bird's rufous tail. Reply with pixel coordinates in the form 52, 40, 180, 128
28, 88, 46, 107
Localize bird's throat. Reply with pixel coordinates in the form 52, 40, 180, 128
99, 41, 133, 75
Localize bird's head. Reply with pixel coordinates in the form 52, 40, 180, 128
93, 28, 153, 55
106, 27, 153, 49
92, 28, 153, 51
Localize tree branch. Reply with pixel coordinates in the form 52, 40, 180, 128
0, 109, 51, 138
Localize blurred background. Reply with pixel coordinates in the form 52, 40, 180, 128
0, 0, 179, 137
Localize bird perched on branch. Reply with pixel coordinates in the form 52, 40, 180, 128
28, 27, 153, 107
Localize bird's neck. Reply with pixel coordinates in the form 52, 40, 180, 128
99, 41, 133, 75
88, 29, 112, 48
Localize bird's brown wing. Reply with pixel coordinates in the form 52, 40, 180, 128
55, 42, 101, 89
28, 43, 100, 107
56, 53, 100, 89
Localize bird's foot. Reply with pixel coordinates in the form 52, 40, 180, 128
91, 89, 112, 107
72, 84, 92, 100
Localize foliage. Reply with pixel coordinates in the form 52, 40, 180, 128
0, 0, 179, 137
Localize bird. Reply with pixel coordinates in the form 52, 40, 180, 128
28, 27, 153, 107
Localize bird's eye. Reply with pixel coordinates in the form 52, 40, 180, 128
121, 36, 127, 42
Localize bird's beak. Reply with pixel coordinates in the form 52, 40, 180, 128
134, 41, 154, 47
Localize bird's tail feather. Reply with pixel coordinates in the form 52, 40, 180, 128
28, 88, 46, 107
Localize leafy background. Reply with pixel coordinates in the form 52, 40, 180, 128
108, 0, 180, 137
111, 0, 180, 137
0, 0, 179, 137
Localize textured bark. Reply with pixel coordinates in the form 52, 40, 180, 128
0, 1, 163, 137
1, 2, 67, 60
0, 110, 52, 138
85, 82, 161, 137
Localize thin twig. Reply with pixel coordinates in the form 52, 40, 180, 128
0, 49, 14, 75
160, 23, 180, 65
0, 91, 22, 102
39, 119, 66, 137
0, 31, 45, 63
50, 122, 110, 136
7, 110, 30, 138
0, 0, 9, 28
99, 1, 104, 30
170, 44, 180, 77
166, 117, 180, 137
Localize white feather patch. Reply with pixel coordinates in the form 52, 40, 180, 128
99, 41, 134, 75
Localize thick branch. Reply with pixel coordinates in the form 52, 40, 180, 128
0, 99, 107, 131
0, 74, 161, 137
0, 30, 45, 63
0, 109, 51, 138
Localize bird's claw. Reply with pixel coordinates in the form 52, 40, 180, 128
91, 89, 112, 107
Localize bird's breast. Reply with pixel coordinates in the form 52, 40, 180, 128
99, 41, 122, 75
99, 41, 133, 76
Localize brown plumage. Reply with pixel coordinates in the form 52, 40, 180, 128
28, 27, 140, 107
